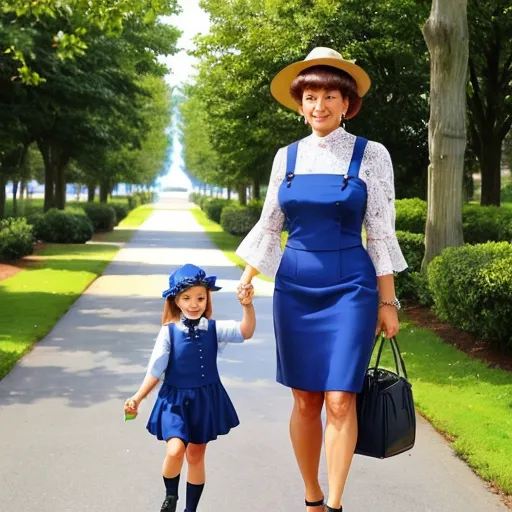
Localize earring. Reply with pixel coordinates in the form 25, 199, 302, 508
304, 117, 308, 125
341, 113, 347, 129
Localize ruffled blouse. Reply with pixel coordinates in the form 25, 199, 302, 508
235, 127, 408, 278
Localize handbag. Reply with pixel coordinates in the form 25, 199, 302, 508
355, 334, 416, 459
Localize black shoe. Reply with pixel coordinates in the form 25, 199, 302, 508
305, 497, 325, 509
160, 495, 178, 512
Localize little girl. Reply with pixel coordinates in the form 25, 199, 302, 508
124, 263, 255, 512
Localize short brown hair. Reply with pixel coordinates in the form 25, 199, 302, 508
161, 290, 213, 325
290, 65, 362, 118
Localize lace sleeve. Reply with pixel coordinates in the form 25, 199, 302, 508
235, 148, 286, 278
363, 142, 408, 276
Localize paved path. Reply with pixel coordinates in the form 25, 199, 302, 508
0, 193, 508, 512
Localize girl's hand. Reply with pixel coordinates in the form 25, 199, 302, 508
124, 396, 140, 416
237, 283, 254, 305
375, 305, 400, 339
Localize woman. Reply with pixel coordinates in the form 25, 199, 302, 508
236, 47, 407, 511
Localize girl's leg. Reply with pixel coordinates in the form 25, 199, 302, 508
324, 391, 358, 510
162, 437, 187, 495
185, 443, 207, 512
290, 388, 325, 511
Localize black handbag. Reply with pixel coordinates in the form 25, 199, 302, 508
355, 334, 416, 459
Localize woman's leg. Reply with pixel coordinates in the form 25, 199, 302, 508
185, 443, 207, 511
290, 388, 325, 510
163, 437, 187, 479
324, 391, 358, 509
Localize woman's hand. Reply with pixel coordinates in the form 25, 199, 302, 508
375, 305, 400, 338
124, 396, 140, 416
237, 283, 254, 305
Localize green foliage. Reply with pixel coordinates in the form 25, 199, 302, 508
0, 217, 34, 261
31, 209, 93, 243
462, 205, 512, 244
428, 242, 512, 350
394, 230, 431, 304
109, 203, 129, 223
395, 198, 427, 234
82, 203, 117, 232
220, 203, 263, 236
502, 184, 512, 204
204, 198, 233, 224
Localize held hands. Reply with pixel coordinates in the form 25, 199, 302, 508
375, 305, 400, 339
237, 282, 254, 306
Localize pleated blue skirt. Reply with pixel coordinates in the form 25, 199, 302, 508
146, 381, 240, 444
274, 245, 379, 393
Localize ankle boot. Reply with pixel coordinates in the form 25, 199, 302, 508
160, 495, 178, 512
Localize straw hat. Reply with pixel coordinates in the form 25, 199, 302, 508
270, 47, 371, 118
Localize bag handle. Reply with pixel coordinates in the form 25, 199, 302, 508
372, 334, 408, 380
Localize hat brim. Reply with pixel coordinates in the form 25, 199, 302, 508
270, 57, 371, 118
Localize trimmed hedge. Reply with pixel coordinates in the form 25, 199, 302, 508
395, 198, 427, 234
128, 191, 155, 210
221, 203, 263, 236
428, 242, 512, 350
0, 217, 34, 262
463, 204, 512, 244
30, 209, 93, 243
110, 203, 129, 224
203, 198, 232, 224
82, 203, 117, 232
394, 231, 431, 304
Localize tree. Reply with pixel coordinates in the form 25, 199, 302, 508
467, 0, 512, 206
421, 0, 468, 269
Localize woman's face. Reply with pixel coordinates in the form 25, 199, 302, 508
176, 286, 208, 319
299, 87, 349, 137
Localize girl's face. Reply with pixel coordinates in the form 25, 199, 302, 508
175, 286, 208, 320
299, 87, 349, 137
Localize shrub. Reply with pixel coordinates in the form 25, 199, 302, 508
204, 198, 232, 224
428, 242, 512, 350
188, 192, 202, 204
220, 203, 263, 236
395, 198, 427, 234
0, 217, 34, 262
110, 203, 129, 224
82, 203, 117, 232
501, 184, 512, 203
32, 209, 93, 243
462, 204, 512, 244
394, 231, 432, 303
127, 194, 141, 210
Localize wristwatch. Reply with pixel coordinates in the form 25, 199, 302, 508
379, 298, 401, 310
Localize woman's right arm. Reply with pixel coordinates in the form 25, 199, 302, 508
235, 148, 287, 281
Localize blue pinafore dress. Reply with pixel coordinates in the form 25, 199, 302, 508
274, 137, 379, 393
146, 320, 240, 444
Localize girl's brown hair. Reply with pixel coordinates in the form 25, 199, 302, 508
161, 289, 213, 325
290, 65, 362, 118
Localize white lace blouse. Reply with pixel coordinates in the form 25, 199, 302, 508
235, 127, 408, 278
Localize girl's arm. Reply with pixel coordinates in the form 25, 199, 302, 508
240, 302, 256, 339
124, 325, 170, 415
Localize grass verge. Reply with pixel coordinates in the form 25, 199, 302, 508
94, 204, 154, 244
192, 205, 512, 495
0, 243, 119, 380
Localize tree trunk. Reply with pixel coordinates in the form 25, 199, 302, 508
252, 178, 261, 201
0, 174, 6, 219
421, 0, 468, 271
20, 180, 27, 201
12, 181, 19, 216
237, 185, 247, 206
479, 138, 502, 206
227, 188, 231, 200
87, 181, 96, 202
55, 166, 67, 210
99, 180, 110, 203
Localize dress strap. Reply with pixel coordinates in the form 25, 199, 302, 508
168, 323, 175, 365
286, 141, 300, 187
347, 136, 369, 178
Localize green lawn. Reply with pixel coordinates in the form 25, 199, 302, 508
0, 244, 119, 380
0, 203, 155, 380
192, 204, 512, 495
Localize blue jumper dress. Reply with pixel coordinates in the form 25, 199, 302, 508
274, 137, 379, 393
146, 320, 239, 444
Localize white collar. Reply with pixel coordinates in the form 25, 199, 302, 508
308, 127, 346, 148
175, 316, 209, 333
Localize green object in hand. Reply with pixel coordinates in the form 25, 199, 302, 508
124, 412, 137, 422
